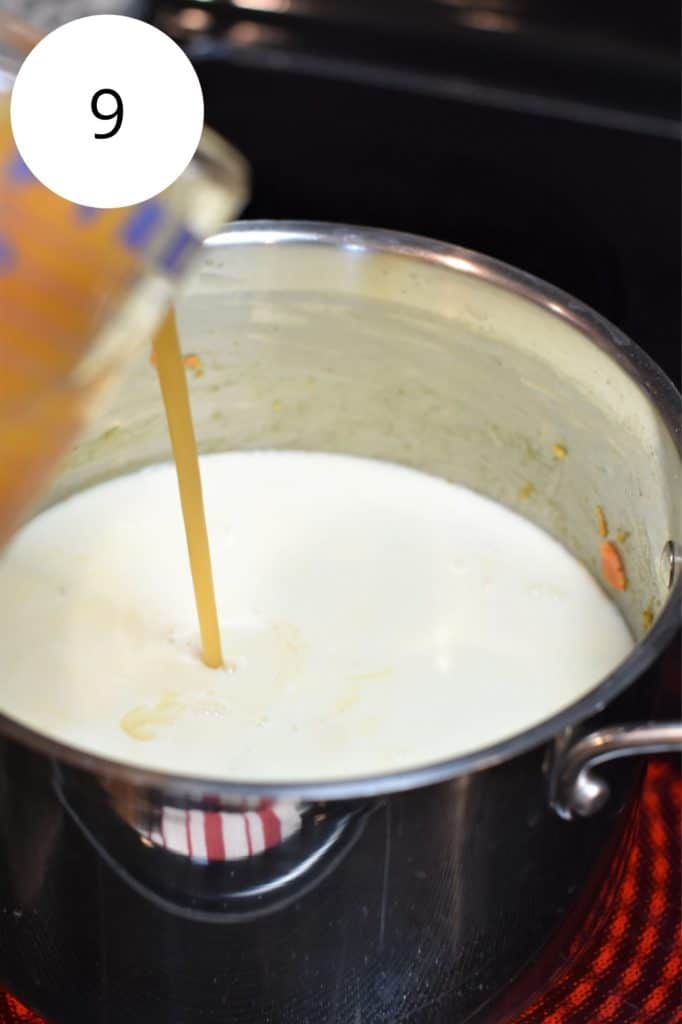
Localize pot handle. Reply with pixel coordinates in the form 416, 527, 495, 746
551, 722, 682, 820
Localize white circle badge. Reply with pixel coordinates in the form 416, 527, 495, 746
10, 16, 205, 208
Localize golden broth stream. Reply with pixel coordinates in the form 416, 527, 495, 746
152, 311, 223, 670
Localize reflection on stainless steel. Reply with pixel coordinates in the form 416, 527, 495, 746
457, 10, 520, 33
230, 0, 292, 11
226, 20, 291, 45
176, 7, 215, 31
552, 723, 682, 819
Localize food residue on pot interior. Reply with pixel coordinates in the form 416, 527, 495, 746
183, 353, 204, 378
595, 505, 608, 538
552, 443, 568, 460
149, 350, 204, 379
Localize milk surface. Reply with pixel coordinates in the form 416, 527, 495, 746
0, 451, 633, 780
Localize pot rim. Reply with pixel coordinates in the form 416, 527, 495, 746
2, 220, 680, 801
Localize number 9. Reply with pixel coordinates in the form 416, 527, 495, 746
92, 88, 123, 140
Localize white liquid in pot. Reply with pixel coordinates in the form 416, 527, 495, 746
0, 451, 633, 780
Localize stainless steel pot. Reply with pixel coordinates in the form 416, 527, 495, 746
0, 222, 680, 1024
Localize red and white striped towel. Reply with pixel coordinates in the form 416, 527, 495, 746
142, 801, 302, 863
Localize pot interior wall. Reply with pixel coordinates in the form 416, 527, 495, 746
49, 229, 680, 640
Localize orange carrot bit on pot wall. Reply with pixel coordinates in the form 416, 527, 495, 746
600, 541, 628, 591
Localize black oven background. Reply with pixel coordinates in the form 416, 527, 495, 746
150, 0, 681, 387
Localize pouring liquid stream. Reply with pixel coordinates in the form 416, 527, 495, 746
152, 311, 223, 669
